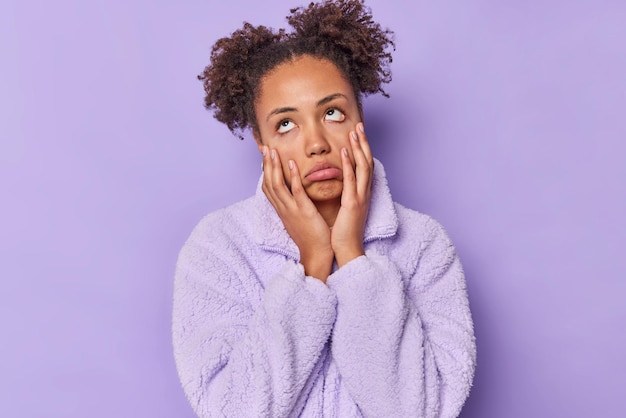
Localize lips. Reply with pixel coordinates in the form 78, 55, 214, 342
305, 162, 342, 182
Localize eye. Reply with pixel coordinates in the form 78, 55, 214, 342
324, 108, 345, 122
276, 119, 295, 134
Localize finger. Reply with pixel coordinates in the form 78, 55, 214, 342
349, 128, 373, 197
261, 147, 290, 211
356, 122, 374, 166
288, 159, 315, 209
340, 146, 357, 202
261, 146, 272, 194
268, 149, 295, 206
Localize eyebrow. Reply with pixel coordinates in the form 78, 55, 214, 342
266, 93, 349, 121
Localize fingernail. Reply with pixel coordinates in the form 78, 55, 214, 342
350, 131, 358, 141
270, 149, 276, 160
288, 160, 294, 170
358, 123, 365, 133
342, 148, 348, 157
262, 146, 268, 156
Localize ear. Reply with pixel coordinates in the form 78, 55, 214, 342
253, 129, 264, 152
357, 101, 365, 124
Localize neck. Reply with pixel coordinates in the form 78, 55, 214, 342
315, 199, 340, 228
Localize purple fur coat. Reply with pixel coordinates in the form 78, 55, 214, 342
173, 160, 476, 417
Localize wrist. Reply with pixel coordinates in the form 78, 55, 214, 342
300, 248, 334, 282
334, 247, 364, 269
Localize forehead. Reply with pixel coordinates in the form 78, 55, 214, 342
255, 56, 355, 109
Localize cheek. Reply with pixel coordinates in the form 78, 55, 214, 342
270, 145, 296, 186
328, 130, 356, 164
281, 162, 292, 187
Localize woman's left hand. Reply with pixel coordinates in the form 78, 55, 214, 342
331, 122, 374, 268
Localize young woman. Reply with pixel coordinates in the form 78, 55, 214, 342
172, 1, 476, 417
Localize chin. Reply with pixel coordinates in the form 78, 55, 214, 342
306, 180, 343, 203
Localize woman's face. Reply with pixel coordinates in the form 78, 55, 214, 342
253, 55, 363, 204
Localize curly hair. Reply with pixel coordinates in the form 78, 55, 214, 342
198, 0, 395, 138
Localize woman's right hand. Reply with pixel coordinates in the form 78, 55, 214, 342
261, 146, 334, 282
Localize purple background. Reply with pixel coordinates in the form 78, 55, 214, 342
2, 0, 625, 416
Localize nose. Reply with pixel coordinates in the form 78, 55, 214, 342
305, 125, 331, 156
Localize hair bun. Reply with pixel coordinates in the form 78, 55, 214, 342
199, 23, 284, 134
287, 0, 394, 96
288, 0, 369, 42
